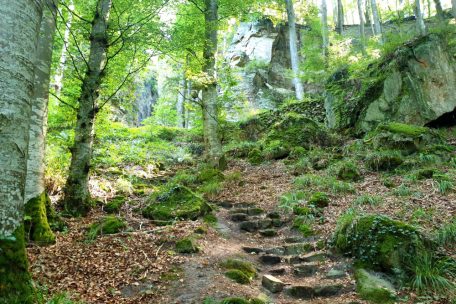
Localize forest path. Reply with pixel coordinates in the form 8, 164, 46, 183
167, 161, 362, 304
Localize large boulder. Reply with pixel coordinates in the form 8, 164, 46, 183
325, 34, 456, 132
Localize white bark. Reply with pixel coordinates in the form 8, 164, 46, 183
176, 69, 186, 128
285, 0, 305, 100
0, 0, 42, 238
415, 0, 426, 36
320, 0, 329, 57
26, 0, 58, 202
54, 0, 73, 97
371, 0, 383, 43
202, 0, 223, 167
357, 0, 367, 55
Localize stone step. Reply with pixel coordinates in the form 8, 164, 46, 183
269, 267, 286, 275
259, 229, 278, 237
230, 213, 248, 222
300, 251, 327, 262
239, 219, 272, 232
259, 255, 282, 265
283, 243, 313, 255
242, 246, 264, 254
267, 211, 281, 219
262, 275, 284, 293
285, 284, 344, 299
292, 262, 319, 277
213, 201, 233, 209
229, 207, 264, 216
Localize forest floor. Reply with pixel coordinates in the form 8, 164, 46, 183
28, 157, 455, 304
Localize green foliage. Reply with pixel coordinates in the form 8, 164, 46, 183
175, 238, 199, 254
353, 194, 383, 206
435, 220, 456, 248
224, 270, 251, 284
294, 174, 355, 194
393, 184, 412, 197
308, 192, 330, 208
262, 140, 290, 160
355, 268, 397, 304
247, 148, 264, 165
225, 141, 258, 158
104, 196, 125, 214
337, 161, 362, 182
86, 216, 127, 240
293, 217, 315, 237
197, 167, 225, 184
433, 173, 454, 194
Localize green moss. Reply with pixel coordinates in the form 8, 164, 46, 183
263, 140, 290, 160
142, 185, 212, 222
355, 268, 396, 304
365, 151, 404, 171
293, 206, 313, 216
24, 192, 56, 245
248, 148, 263, 165
337, 161, 362, 182
0, 225, 35, 304
225, 269, 251, 284
194, 225, 208, 234
197, 167, 224, 184
293, 221, 315, 237
379, 122, 428, 137
86, 216, 126, 240
104, 196, 125, 213
220, 259, 256, 279
332, 214, 425, 273
175, 238, 199, 254
308, 192, 330, 208
415, 168, 436, 180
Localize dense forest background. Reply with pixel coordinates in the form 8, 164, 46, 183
0, 0, 455, 303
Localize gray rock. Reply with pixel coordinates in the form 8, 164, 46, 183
285, 286, 314, 299
242, 246, 264, 254
260, 255, 282, 265
265, 246, 285, 255
259, 229, 278, 237
300, 251, 327, 262
293, 263, 319, 277
230, 213, 248, 222
283, 243, 313, 255
326, 268, 346, 279
262, 275, 284, 293
355, 268, 397, 303
314, 284, 344, 297
269, 267, 286, 275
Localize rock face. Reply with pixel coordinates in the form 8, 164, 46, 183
325, 34, 456, 132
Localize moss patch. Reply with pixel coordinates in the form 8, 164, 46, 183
225, 269, 251, 284
104, 196, 125, 213
248, 148, 264, 165
142, 185, 212, 223
175, 237, 199, 254
220, 259, 256, 283
308, 192, 330, 208
24, 192, 56, 245
365, 151, 404, 171
355, 268, 396, 304
86, 216, 127, 240
337, 161, 362, 182
0, 225, 35, 304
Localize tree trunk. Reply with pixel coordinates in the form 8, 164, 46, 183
336, 0, 344, 34
320, 0, 329, 58
433, 0, 444, 19
63, 0, 112, 216
357, 0, 367, 55
25, 0, 58, 245
453, 0, 456, 19
176, 69, 186, 128
371, 0, 383, 43
415, 0, 426, 35
0, 1, 42, 302
285, 0, 305, 100
201, 0, 224, 168
54, 0, 73, 96
185, 80, 193, 129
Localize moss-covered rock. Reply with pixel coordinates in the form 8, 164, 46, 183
24, 192, 56, 245
220, 259, 256, 283
308, 192, 330, 208
365, 151, 404, 171
0, 225, 35, 304
333, 214, 426, 273
142, 185, 212, 223
86, 216, 127, 240
355, 268, 396, 304
175, 237, 199, 254
225, 269, 251, 284
248, 148, 264, 165
104, 196, 125, 213
262, 140, 290, 160
337, 161, 362, 182
197, 167, 225, 184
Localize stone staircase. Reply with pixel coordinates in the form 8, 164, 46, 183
215, 201, 355, 302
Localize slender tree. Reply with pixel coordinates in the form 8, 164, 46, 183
336, 0, 344, 34
285, 0, 305, 100
63, 0, 113, 215
320, 0, 329, 58
54, 0, 73, 96
177, 68, 187, 128
433, 0, 444, 19
453, 0, 456, 18
0, 0, 43, 302
415, 0, 426, 35
357, 0, 367, 55
201, 0, 224, 167
370, 0, 383, 43
25, 0, 59, 244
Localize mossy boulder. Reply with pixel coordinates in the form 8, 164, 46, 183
308, 192, 330, 208
337, 161, 362, 182
225, 269, 251, 284
175, 237, 199, 254
248, 148, 264, 165
263, 140, 290, 160
220, 259, 256, 284
332, 214, 426, 273
86, 216, 127, 240
142, 185, 212, 223
24, 192, 56, 245
365, 151, 404, 171
104, 196, 125, 213
355, 268, 396, 304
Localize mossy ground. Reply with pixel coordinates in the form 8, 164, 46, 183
86, 216, 127, 240
175, 237, 199, 254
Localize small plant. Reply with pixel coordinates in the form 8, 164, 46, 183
175, 237, 199, 254
308, 192, 330, 208
220, 259, 256, 285
200, 181, 223, 196
353, 194, 383, 206
435, 220, 456, 248
337, 161, 362, 182
279, 191, 306, 212
433, 174, 454, 194
393, 184, 412, 197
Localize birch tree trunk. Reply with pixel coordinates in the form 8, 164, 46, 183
54, 0, 73, 96
285, 0, 305, 100
185, 80, 193, 129
336, 0, 344, 34
371, 0, 383, 43
357, 0, 367, 55
415, 0, 426, 35
0, 0, 42, 302
433, 0, 444, 19
176, 70, 186, 128
63, 0, 112, 216
453, 0, 456, 18
202, 0, 224, 168
320, 0, 329, 58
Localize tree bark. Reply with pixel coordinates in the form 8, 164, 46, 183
63, 0, 112, 216
336, 0, 344, 34
0, 0, 43, 302
285, 0, 305, 100
453, 0, 456, 19
433, 0, 444, 19
176, 69, 186, 128
202, 0, 224, 168
320, 0, 329, 58
415, 0, 426, 36
370, 0, 383, 43
54, 0, 73, 96
185, 80, 192, 129
357, 0, 367, 55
